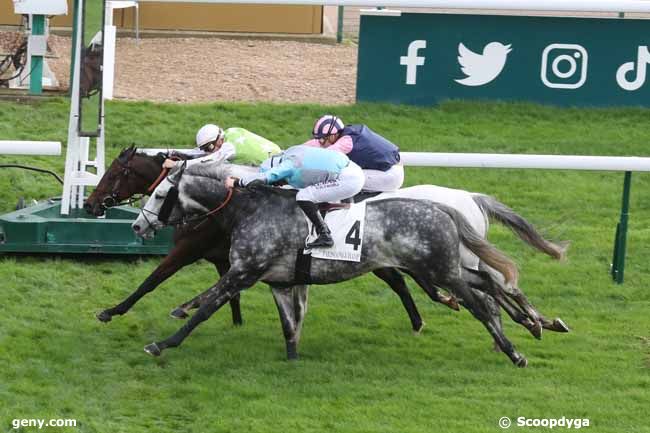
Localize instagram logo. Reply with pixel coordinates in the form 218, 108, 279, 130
540, 44, 588, 89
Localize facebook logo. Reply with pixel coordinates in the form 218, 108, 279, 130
400, 40, 426, 85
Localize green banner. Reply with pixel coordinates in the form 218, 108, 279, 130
357, 13, 650, 107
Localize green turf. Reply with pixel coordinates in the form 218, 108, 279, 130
0, 99, 649, 433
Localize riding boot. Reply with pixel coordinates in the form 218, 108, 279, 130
297, 200, 334, 248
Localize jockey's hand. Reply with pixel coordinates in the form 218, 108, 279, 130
225, 176, 238, 189
163, 159, 177, 169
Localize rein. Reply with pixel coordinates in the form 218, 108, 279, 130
164, 186, 235, 230
147, 168, 170, 193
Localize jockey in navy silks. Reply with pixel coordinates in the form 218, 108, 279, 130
303, 115, 404, 192
226, 145, 364, 249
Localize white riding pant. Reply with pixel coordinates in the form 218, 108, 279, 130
362, 164, 404, 192
296, 162, 365, 203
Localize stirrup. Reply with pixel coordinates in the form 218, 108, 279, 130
307, 232, 334, 248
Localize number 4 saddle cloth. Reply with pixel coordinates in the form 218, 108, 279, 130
305, 201, 367, 262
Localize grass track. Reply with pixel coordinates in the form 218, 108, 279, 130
0, 99, 649, 433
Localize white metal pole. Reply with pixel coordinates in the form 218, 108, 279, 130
399, 152, 650, 171
61, 0, 84, 215
0, 141, 61, 155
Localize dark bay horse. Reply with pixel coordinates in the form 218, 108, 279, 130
132, 162, 531, 366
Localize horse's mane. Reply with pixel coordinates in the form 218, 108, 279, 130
183, 161, 297, 198
184, 161, 257, 180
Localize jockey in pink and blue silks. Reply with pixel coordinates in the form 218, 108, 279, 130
226, 145, 365, 249
304, 115, 404, 192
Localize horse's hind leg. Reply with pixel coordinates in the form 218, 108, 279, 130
271, 285, 309, 360
463, 267, 542, 339
170, 260, 244, 326
426, 272, 527, 367
97, 241, 202, 322
401, 270, 460, 312
373, 268, 425, 333
479, 263, 570, 334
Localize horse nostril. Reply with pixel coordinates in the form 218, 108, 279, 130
133, 224, 141, 233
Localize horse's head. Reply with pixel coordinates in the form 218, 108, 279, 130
84, 146, 165, 216
79, 44, 103, 98
132, 161, 187, 238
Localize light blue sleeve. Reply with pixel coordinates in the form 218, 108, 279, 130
239, 160, 294, 186
264, 160, 295, 184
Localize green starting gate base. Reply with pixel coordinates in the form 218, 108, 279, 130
0, 201, 173, 255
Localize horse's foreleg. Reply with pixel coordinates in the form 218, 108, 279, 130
171, 260, 244, 327
372, 268, 425, 333
97, 243, 201, 322
270, 285, 309, 360
145, 270, 261, 357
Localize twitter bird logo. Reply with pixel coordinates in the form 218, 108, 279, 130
455, 42, 512, 86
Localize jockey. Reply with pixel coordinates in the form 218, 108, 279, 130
163, 123, 281, 168
304, 115, 404, 192
225, 145, 365, 249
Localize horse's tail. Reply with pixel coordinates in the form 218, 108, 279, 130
437, 204, 519, 288
471, 193, 569, 261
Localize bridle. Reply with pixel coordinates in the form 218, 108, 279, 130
101, 153, 173, 210
141, 178, 235, 233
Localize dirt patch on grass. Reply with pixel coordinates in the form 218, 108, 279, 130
1, 32, 358, 105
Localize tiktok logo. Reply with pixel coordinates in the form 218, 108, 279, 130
616, 46, 650, 91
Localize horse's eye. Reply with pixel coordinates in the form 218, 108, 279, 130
155, 193, 165, 199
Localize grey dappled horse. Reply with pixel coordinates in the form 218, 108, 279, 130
133, 162, 533, 366
90, 149, 567, 362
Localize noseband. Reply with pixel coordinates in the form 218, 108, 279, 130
101, 156, 169, 210
144, 184, 235, 232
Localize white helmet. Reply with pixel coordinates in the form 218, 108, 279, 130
196, 124, 224, 148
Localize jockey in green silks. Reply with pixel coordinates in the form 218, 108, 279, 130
163, 124, 281, 168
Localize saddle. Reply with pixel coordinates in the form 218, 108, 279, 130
316, 191, 382, 213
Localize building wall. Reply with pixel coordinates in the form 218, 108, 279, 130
0, 1, 322, 34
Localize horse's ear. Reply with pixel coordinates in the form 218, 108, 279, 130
128, 144, 138, 159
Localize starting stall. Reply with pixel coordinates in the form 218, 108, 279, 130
0, 0, 172, 254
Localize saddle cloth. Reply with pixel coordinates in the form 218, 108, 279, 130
305, 201, 367, 262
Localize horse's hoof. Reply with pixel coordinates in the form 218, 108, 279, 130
286, 342, 298, 361
413, 321, 426, 335
232, 319, 244, 327
447, 297, 461, 311
169, 308, 189, 320
553, 318, 570, 333
531, 321, 543, 340
144, 343, 161, 357
515, 356, 528, 368
96, 310, 112, 323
